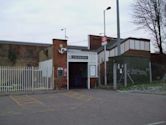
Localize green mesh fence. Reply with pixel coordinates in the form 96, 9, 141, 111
107, 56, 150, 87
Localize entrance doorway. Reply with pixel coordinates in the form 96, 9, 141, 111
69, 62, 88, 89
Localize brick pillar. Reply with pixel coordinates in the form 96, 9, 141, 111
53, 39, 67, 89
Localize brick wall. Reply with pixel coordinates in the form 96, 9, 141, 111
90, 78, 97, 88
89, 35, 102, 50
151, 54, 166, 80
53, 39, 67, 89
89, 35, 112, 50
123, 49, 150, 58
0, 44, 48, 66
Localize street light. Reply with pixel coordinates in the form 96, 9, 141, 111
113, 0, 121, 90
104, 7, 111, 35
103, 6, 111, 86
61, 28, 68, 39
116, 0, 121, 56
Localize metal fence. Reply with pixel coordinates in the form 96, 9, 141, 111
0, 66, 54, 93
106, 56, 152, 89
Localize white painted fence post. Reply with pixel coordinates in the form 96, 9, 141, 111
32, 67, 34, 91
4, 67, 6, 92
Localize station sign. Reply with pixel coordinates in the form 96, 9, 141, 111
101, 36, 107, 46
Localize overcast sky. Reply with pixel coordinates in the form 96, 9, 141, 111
0, 0, 150, 46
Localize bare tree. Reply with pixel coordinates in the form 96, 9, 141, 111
132, 0, 166, 54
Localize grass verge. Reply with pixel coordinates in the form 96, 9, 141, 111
119, 82, 166, 92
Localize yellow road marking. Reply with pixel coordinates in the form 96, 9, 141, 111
0, 108, 57, 117
9, 96, 22, 106
63, 91, 94, 101
9, 95, 44, 107
26, 95, 44, 105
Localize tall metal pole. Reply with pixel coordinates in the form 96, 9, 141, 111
103, 10, 107, 86
113, 0, 120, 90
104, 10, 106, 35
117, 0, 121, 55
61, 28, 67, 39
64, 28, 67, 39
103, 7, 111, 86
104, 45, 107, 85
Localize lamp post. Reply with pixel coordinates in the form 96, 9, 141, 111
61, 28, 68, 39
104, 7, 111, 35
116, 0, 121, 56
103, 6, 111, 86
113, 0, 121, 90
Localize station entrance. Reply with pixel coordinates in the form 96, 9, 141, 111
69, 62, 88, 89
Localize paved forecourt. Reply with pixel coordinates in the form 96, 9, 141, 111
0, 89, 166, 125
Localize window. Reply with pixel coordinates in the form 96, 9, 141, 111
57, 67, 64, 78
130, 40, 135, 49
125, 40, 130, 51
120, 43, 125, 54
145, 42, 150, 51
140, 41, 145, 50
135, 40, 140, 50
109, 49, 114, 57
114, 47, 118, 56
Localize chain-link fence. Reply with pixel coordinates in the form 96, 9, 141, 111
107, 56, 151, 88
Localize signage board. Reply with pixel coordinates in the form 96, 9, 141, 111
101, 36, 107, 46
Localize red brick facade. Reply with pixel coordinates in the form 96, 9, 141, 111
53, 39, 67, 89
90, 78, 97, 88
89, 35, 112, 50
123, 49, 150, 58
150, 54, 166, 80
0, 43, 49, 66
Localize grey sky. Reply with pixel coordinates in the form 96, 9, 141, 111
0, 0, 150, 46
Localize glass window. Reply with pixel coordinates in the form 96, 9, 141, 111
125, 40, 130, 51
130, 40, 135, 49
120, 43, 125, 54
57, 67, 64, 78
145, 42, 150, 51
140, 41, 145, 50
109, 49, 114, 57
135, 40, 140, 50
114, 47, 118, 56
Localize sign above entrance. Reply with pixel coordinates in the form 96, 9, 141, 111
71, 55, 88, 59
101, 36, 107, 46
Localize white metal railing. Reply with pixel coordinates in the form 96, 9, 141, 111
0, 66, 54, 93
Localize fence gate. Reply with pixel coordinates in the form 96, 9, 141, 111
0, 66, 54, 93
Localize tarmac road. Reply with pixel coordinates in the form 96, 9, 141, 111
0, 89, 166, 125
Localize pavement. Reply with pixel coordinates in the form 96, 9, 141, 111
0, 89, 166, 125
